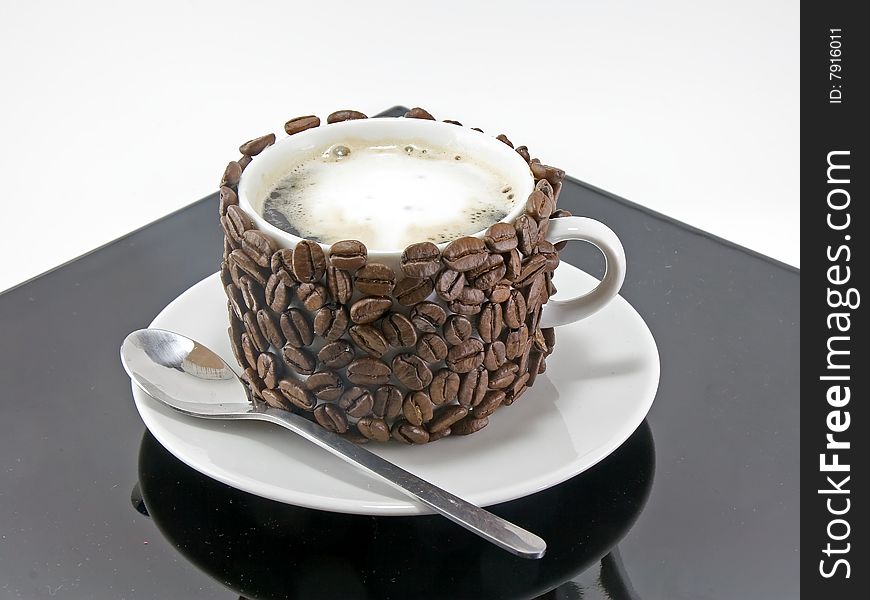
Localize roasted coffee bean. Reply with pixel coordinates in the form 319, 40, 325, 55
292, 240, 327, 283
526, 305, 542, 334
327, 109, 367, 123
349, 296, 392, 324
536, 240, 560, 272
446, 338, 484, 373
478, 302, 504, 343
448, 287, 486, 315
530, 162, 566, 188
296, 282, 329, 311
458, 367, 488, 407
238, 154, 252, 170
225, 203, 254, 241
527, 351, 545, 387
346, 357, 392, 386
401, 242, 441, 277
416, 333, 448, 363
515, 254, 548, 287
220, 161, 242, 188
402, 390, 434, 426
256, 352, 280, 388
515, 145, 531, 163
393, 277, 434, 306
503, 248, 522, 282
452, 415, 489, 436
471, 127, 484, 133
443, 314, 472, 346
525, 189, 556, 220
392, 420, 430, 444
429, 369, 460, 405
243, 367, 266, 399
392, 353, 433, 390
483, 341, 507, 371
506, 372, 531, 404
280, 308, 314, 347
505, 325, 529, 360
314, 305, 350, 341
373, 385, 403, 419
524, 273, 547, 314
239, 132, 276, 156
220, 261, 234, 287
219, 186, 238, 216
534, 327, 549, 353
339, 387, 375, 418
542, 327, 556, 351
410, 301, 447, 332
328, 240, 367, 271
326, 266, 353, 304
442, 236, 488, 272
261, 388, 291, 411
514, 214, 539, 255
314, 403, 349, 433
228, 316, 246, 363
349, 324, 388, 357
518, 337, 534, 375
284, 115, 320, 136
428, 428, 452, 442
318, 340, 355, 369
474, 389, 505, 418
226, 283, 246, 319
503, 289, 527, 329
354, 263, 396, 296
550, 208, 572, 219
537, 213, 550, 239
443, 119, 462, 126
487, 281, 511, 303
467, 253, 506, 290
380, 313, 417, 347
405, 106, 435, 120
265, 274, 293, 312
239, 276, 265, 312
230, 249, 268, 286
356, 416, 391, 442
243, 311, 269, 351
489, 362, 519, 389
535, 177, 555, 199
270, 249, 298, 284
282, 344, 317, 375
223, 236, 236, 257
546, 271, 557, 298
495, 133, 514, 148
256, 308, 285, 348
483, 222, 518, 253
428, 405, 468, 433
306, 370, 344, 401
435, 269, 466, 301
277, 378, 316, 410
241, 333, 258, 370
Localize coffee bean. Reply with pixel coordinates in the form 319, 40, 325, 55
435, 269, 466, 301
257, 308, 285, 348
530, 162, 566, 188
357, 417, 391, 442
243, 311, 269, 352
228, 316, 246, 364
226, 283, 246, 319
495, 133, 514, 148
405, 107, 435, 120
448, 287, 486, 315
458, 366, 488, 407
220, 161, 242, 188
238, 155, 252, 170
296, 283, 329, 311
410, 302, 447, 332
392, 353, 433, 390
346, 357, 392, 386
442, 236, 489, 272
527, 304, 542, 333
428, 405, 468, 433
292, 240, 327, 283
282, 344, 317, 375
443, 314, 473, 346
261, 388, 291, 411
489, 362, 519, 389
429, 369, 460, 405
487, 281, 511, 303
478, 302, 504, 343
326, 266, 353, 304
328, 240, 367, 271
537, 214, 551, 240
506, 372, 531, 404
467, 253, 506, 290
380, 313, 417, 347
402, 390, 434, 426
483, 341, 507, 371
446, 338, 484, 373
416, 333, 448, 363
219, 186, 238, 216
355, 263, 396, 296
546, 271, 557, 298
230, 249, 268, 286
443, 119, 462, 125
452, 415, 489, 436
220, 261, 234, 288
277, 378, 316, 410
239, 276, 265, 312
535, 240, 560, 272
241, 333, 259, 370
514, 254, 548, 287
514, 214, 539, 255
474, 389, 505, 418
318, 340, 355, 369
515, 145, 531, 163
523, 273, 547, 314
471, 127, 484, 133
542, 327, 556, 351
314, 305, 350, 341
373, 385, 403, 419
339, 387, 375, 418
525, 189, 556, 220
401, 242, 441, 277
505, 325, 529, 360
503, 248, 522, 282
243, 367, 266, 399
349, 324, 388, 358
528, 351, 545, 387
534, 327, 549, 353
280, 308, 314, 347
239, 132, 276, 156
503, 289, 527, 329
393, 277, 434, 306
306, 371, 344, 401
225, 205, 254, 242
270, 249, 298, 285
265, 274, 293, 312
284, 115, 321, 136
483, 222, 518, 253
314, 403, 349, 433
349, 296, 392, 324
428, 428, 452, 442
256, 352, 280, 388
327, 110, 367, 123
223, 236, 236, 258
391, 420, 430, 444
518, 337, 534, 375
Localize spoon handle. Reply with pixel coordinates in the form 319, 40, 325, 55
260, 407, 546, 559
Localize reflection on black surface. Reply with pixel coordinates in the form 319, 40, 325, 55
136, 421, 654, 600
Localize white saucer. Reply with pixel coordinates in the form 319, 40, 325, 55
132, 263, 659, 515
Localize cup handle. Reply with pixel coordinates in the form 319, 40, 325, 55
539, 216, 627, 328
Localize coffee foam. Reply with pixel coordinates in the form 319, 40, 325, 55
260, 139, 521, 250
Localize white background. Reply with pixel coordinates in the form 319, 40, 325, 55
0, 0, 799, 292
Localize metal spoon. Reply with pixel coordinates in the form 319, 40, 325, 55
120, 328, 546, 559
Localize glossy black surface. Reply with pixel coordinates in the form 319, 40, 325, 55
0, 107, 799, 599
